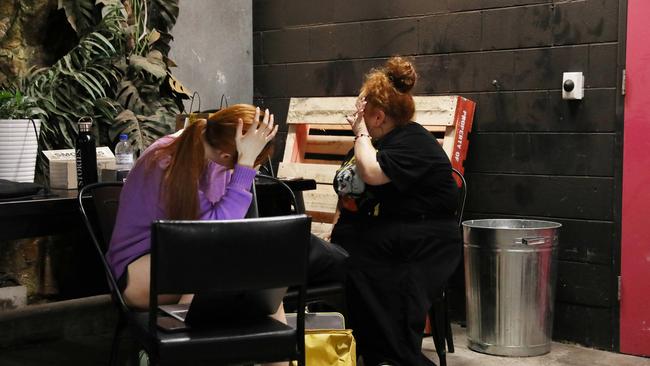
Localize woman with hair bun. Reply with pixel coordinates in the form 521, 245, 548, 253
332, 57, 460, 365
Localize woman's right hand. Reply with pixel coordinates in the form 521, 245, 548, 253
346, 96, 367, 136
236, 107, 278, 167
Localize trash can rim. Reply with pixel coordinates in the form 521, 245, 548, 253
461, 218, 562, 230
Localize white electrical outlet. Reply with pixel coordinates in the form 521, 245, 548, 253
562, 72, 584, 100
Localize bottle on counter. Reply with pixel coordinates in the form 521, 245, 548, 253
75, 117, 98, 189
115, 133, 134, 182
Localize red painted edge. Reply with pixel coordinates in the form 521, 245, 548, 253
621, 0, 650, 356
450, 97, 476, 185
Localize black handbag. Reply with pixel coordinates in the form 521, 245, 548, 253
0, 179, 43, 200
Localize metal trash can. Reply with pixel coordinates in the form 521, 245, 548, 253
462, 219, 561, 357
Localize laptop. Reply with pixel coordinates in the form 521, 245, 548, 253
157, 287, 287, 332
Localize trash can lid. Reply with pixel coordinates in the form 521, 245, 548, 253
462, 219, 561, 248
462, 219, 561, 230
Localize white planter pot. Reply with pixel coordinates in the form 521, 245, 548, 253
0, 285, 27, 310
0, 119, 41, 183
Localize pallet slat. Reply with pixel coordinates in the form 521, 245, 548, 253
278, 162, 339, 184
306, 135, 354, 155
302, 184, 338, 215
287, 96, 458, 126
311, 222, 334, 240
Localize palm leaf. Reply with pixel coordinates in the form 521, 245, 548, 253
147, 0, 179, 33
110, 107, 175, 156
128, 50, 167, 79
26, 2, 127, 149
168, 74, 191, 97
117, 79, 152, 115
58, 0, 98, 35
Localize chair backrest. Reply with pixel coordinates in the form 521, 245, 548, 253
78, 182, 127, 313
248, 173, 303, 219
451, 168, 467, 227
150, 215, 311, 331
151, 215, 310, 295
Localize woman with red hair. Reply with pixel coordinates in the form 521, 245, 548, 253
332, 57, 460, 365
107, 105, 277, 309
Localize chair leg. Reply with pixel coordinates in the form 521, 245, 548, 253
443, 292, 454, 353
429, 301, 447, 366
109, 315, 126, 366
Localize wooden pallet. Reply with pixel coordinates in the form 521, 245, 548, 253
278, 96, 475, 237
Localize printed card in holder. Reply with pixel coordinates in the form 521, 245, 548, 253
43, 147, 116, 189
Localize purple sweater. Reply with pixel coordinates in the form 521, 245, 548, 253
106, 135, 257, 280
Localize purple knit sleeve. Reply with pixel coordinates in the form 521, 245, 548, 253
198, 164, 257, 220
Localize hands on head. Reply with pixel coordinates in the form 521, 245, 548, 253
236, 107, 278, 168
346, 96, 368, 136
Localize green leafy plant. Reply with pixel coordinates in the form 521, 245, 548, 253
0, 89, 47, 120
24, 0, 187, 155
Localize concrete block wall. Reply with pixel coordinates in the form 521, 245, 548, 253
253, 0, 625, 350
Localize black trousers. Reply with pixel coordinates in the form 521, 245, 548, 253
307, 234, 349, 285
332, 218, 460, 366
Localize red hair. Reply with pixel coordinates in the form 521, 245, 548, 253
148, 104, 273, 220
360, 56, 417, 126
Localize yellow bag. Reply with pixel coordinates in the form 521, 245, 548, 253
293, 329, 356, 366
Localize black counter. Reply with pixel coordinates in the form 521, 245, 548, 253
0, 179, 316, 242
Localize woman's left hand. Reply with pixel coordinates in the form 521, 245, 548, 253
236, 107, 278, 167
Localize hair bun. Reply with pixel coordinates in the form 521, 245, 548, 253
385, 57, 417, 93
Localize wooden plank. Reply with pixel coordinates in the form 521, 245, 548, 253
282, 124, 309, 163
306, 135, 354, 155
292, 129, 446, 160
302, 184, 338, 216
307, 211, 336, 225
413, 95, 458, 126
278, 162, 339, 184
306, 123, 447, 133
282, 129, 297, 162
287, 97, 355, 125
311, 222, 334, 240
303, 159, 343, 165
442, 127, 455, 159
425, 125, 449, 133
465, 173, 614, 221
308, 124, 353, 131
287, 96, 457, 126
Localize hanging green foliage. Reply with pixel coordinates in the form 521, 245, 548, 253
23, 0, 188, 158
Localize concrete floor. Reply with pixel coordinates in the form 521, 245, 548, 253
422, 324, 650, 366
2, 325, 649, 366
1, 296, 649, 366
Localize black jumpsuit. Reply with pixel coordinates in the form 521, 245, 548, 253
331, 122, 461, 366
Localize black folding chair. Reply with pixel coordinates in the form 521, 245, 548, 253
133, 215, 310, 365
428, 167, 467, 366
78, 182, 129, 366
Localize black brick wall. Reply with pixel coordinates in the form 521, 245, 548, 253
253, 0, 625, 351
